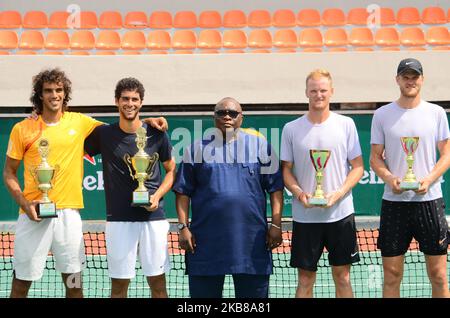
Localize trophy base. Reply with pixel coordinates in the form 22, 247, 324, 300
131, 191, 149, 207
36, 202, 57, 218
308, 197, 328, 206
400, 181, 420, 190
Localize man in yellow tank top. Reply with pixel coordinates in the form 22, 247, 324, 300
3, 68, 166, 298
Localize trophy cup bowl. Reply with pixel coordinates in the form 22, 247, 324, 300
131, 150, 151, 206
308, 149, 331, 206
34, 139, 57, 218
399, 137, 420, 190
129, 126, 159, 207
36, 165, 54, 196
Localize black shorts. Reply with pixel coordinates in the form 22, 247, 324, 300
290, 214, 360, 272
378, 198, 449, 257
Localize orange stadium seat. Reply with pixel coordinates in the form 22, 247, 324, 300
96, 30, 121, 50
197, 30, 222, 49
407, 47, 426, 51
422, 7, 446, 24
354, 47, 374, 52
349, 27, 374, 46
224, 49, 245, 53
248, 29, 272, 48
298, 28, 323, 48
70, 30, 95, 50
124, 11, 148, 28
23, 11, 48, 28
16, 50, 37, 55
250, 49, 270, 53
174, 11, 197, 28
199, 49, 219, 54
147, 30, 171, 50
375, 27, 400, 46
347, 8, 369, 25
223, 30, 247, 48
45, 30, 69, 49
223, 10, 247, 28
400, 27, 426, 46
0, 51, 9, 55
273, 29, 297, 48
380, 47, 400, 51
322, 8, 346, 26
96, 51, 116, 55
0, 11, 21, 28
199, 11, 222, 28
70, 51, 90, 55
149, 11, 173, 28
122, 30, 146, 50
43, 51, 63, 55
379, 7, 396, 25
297, 9, 321, 26
147, 50, 168, 54
49, 11, 70, 28
273, 9, 296, 27
432, 46, 450, 51
397, 7, 421, 25
19, 30, 44, 49
403, 46, 424, 51
302, 48, 322, 53
324, 28, 348, 47
426, 26, 450, 45
276, 48, 297, 53
99, 11, 123, 29
122, 51, 141, 55
79, 11, 98, 28
173, 50, 193, 54
329, 47, 348, 52
248, 10, 271, 27
172, 30, 197, 49
0, 30, 18, 49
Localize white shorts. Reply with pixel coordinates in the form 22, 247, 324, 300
106, 220, 171, 279
13, 209, 85, 281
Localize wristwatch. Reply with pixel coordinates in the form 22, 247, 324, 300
177, 223, 188, 231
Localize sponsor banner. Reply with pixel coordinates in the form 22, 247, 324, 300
1, 114, 448, 220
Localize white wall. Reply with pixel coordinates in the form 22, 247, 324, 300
0, 52, 448, 107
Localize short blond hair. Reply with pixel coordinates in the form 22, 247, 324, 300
305, 69, 333, 87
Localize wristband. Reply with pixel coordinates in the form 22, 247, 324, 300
271, 223, 281, 230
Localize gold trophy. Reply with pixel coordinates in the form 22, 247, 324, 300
32, 138, 57, 218
400, 137, 420, 190
124, 126, 159, 207
308, 149, 331, 206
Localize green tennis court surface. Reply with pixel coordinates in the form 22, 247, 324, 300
2, 223, 449, 298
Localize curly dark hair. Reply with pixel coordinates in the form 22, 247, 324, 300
30, 68, 72, 115
114, 77, 145, 101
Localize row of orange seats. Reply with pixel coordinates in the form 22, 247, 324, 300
3, 46, 448, 55
0, 28, 448, 52
0, 7, 449, 29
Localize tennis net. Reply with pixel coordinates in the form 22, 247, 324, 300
0, 219, 448, 298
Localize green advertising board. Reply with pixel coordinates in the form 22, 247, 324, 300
1, 113, 448, 221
